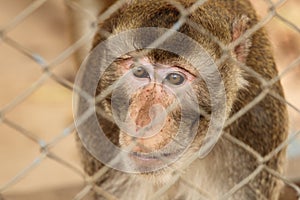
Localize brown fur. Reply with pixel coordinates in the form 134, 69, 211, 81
71, 0, 288, 199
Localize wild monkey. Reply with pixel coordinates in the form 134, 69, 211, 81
69, 0, 289, 199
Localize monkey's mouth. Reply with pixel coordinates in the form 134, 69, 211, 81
129, 151, 181, 165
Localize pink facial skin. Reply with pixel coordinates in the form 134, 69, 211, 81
116, 56, 196, 162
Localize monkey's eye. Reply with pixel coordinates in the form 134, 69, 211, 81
132, 66, 149, 78
165, 72, 185, 85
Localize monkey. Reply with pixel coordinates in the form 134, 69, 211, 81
69, 0, 289, 199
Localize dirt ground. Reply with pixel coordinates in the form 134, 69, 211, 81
0, 0, 299, 199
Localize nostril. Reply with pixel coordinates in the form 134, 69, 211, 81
135, 104, 166, 129
135, 125, 142, 131
132, 104, 167, 139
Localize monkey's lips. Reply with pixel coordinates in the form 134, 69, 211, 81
129, 151, 180, 166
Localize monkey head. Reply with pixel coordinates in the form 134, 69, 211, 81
74, 0, 251, 184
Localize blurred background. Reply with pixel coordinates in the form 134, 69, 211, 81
0, 0, 299, 199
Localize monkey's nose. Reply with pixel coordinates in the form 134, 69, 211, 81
134, 104, 167, 138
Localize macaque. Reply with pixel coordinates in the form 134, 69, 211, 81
69, 0, 288, 199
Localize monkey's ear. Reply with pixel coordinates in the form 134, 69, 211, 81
231, 15, 252, 63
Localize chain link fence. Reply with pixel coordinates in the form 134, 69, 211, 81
0, 0, 300, 199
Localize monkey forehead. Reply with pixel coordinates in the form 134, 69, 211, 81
94, 1, 236, 70
99, 0, 232, 44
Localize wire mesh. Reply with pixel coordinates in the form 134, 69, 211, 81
0, 0, 300, 199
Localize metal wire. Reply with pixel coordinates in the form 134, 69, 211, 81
0, 0, 300, 199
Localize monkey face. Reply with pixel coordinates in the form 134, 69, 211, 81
95, 54, 212, 174
75, 27, 228, 179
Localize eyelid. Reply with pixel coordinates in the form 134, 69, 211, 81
130, 62, 149, 69
171, 66, 196, 82
120, 54, 132, 60
164, 71, 186, 79
175, 71, 185, 76
129, 63, 136, 69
